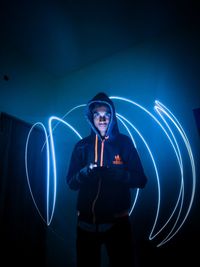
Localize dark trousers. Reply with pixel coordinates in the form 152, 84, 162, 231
76, 216, 135, 267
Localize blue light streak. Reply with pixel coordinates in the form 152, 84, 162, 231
154, 100, 196, 246
110, 96, 176, 244
110, 96, 196, 246
25, 97, 196, 247
25, 122, 50, 225
116, 113, 159, 216
47, 116, 82, 225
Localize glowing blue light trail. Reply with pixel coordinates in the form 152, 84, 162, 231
25, 97, 196, 247
25, 122, 50, 225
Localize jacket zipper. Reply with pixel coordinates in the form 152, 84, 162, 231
92, 137, 105, 224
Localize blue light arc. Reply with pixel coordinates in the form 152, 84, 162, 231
25, 97, 196, 247
25, 122, 50, 225
110, 97, 196, 246
154, 100, 196, 246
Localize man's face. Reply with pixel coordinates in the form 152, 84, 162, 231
93, 105, 111, 136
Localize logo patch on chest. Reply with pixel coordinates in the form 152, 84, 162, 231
113, 155, 123, 165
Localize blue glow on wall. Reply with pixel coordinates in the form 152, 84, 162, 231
25, 96, 196, 248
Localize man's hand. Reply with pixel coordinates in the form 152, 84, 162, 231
89, 163, 97, 170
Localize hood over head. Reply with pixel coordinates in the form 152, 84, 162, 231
85, 92, 119, 139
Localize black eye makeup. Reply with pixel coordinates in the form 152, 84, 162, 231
93, 112, 111, 120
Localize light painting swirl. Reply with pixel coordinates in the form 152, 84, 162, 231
25, 97, 196, 247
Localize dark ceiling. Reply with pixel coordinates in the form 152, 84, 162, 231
1, 0, 199, 77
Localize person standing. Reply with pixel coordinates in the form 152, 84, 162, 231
66, 92, 147, 267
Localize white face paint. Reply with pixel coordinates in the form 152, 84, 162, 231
93, 105, 111, 136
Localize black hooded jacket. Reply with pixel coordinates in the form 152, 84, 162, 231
66, 92, 147, 224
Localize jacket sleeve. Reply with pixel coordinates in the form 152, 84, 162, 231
66, 143, 90, 190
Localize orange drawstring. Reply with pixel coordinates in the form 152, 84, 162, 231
100, 140, 105, 167
95, 135, 98, 164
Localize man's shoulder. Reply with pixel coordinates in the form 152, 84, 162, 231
117, 133, 132, 143
74, 135, 91, 147
116, 133, 136, 152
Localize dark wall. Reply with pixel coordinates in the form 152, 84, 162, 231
0, 112, 47, 266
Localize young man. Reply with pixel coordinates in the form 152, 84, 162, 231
66, 92, 147, 267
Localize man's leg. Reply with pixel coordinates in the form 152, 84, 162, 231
76, 226, 102, 267
104, 216, 135, 267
